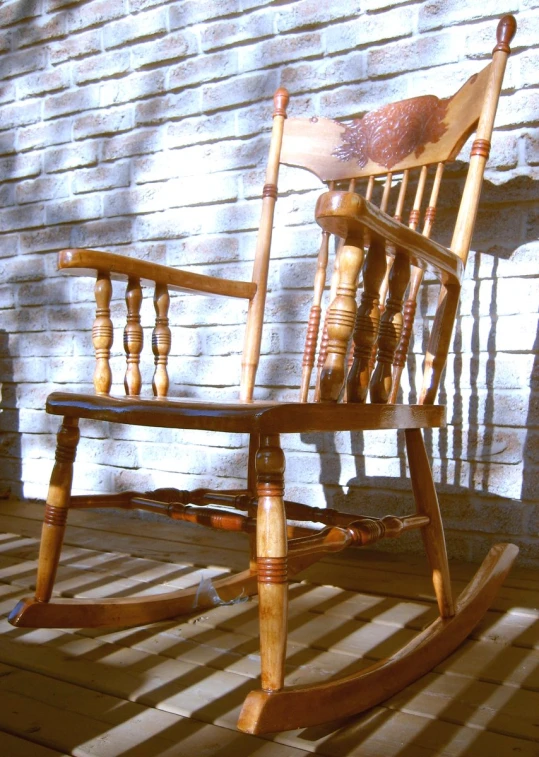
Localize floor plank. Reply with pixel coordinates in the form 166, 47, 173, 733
0, 500, 538, 756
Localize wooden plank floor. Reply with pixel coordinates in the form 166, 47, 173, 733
0, 499, 537, 757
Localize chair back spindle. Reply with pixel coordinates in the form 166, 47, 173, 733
124, 278, 143, 396
152, 283, 171, 398
92, 273, 113, 395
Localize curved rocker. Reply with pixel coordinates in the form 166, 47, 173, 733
237, 542, 518, 735
8, 568, 259, 629
8, 546, 327, 629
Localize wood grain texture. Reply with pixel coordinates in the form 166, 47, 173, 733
238, 543, 518, 733
58, 248, 256, 299
280, 65, 491, 181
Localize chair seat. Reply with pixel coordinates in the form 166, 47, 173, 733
46, 391, 445, 434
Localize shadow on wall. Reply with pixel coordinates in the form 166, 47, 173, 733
300, 172, 538, 561
0, 330, 21, 498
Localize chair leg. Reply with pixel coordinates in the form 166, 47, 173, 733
405, 428, 454, 617
34, 417, 80, 603
255, 434, 288, 692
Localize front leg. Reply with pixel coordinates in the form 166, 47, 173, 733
35, 417, 80, 602
256, 434, 288, 691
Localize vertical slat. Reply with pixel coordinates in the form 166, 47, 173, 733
124, 277, 143, 396
313, 236, 343, 402
92, 272, 113, 395
299, 230, 330, 402
369, 251, 410, 403
346, 236, 386, 403
421, 16, 516, 404
152, 283, 171, 398
319, 234, 365, 402
241, 88, 289, 402
389, 162, 444, 403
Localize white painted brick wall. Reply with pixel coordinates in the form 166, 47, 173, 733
0, 0, 538, 566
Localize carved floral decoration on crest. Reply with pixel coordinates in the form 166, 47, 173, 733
333, 94, 451, 169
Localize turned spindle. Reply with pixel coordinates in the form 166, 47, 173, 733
151, 283, 171, 398
370, 252, 410, 403
320, 234, 365, 402
92, 273, 113, 395
124, 277, 143, 396
300, 230, 330, 402
256, 434, 287, 692
347, 238, 387, 403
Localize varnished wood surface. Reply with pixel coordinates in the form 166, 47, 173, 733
315, 191, 464, 285
0, 500, 537, 755
280, 64, 491, 181
58, 248, 257, 299
45, 391, 446, 433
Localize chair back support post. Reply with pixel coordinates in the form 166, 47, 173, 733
420, 15, 516, 404
240, 88, 290, 402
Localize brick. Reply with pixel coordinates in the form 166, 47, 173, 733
17, 119, 72, 153
419, 1, 518, 32
0, 48, 46, 80
74, 51, 131, 85
17, 68, 71, 100
44, 86, 100, 120
20, 226, 73, 254
169, 51, 238, 91
276, 0, 361, 33
318, 74, 410, 119
135, 89, 200, 125
0, 184, 14, 207
200, 12, 273, 53
0, 153, 41, 181
0, 285, 15, 309
167, 235, 240, 268
519, 48, 539, 91
71, 218, 133, 248
15, 14, 67, 48
368, 29, 460, 78
73, 162, 131, 194
16, 176, 69, 205
166, 111, 236, 149
100, 70, 165, 107
66, 0, 127, 33
202, 71, 278, 112
326, 8, 416, 54
135, 200, 259, 241
169, 0, 241, 28
132, 30, 198, 69
0, 100, 41, 130
101, 128, 162, 161
240, 31, 323, 73
0, 0, 41, 27
0, 81, 17, 105
0, 256, 46, 283
46, 196, 102, 225
104, 7, 167, 49
49, 28, 102, 65
105, 174, 238, 216
73, 106, 133, 139
281, 52, 367, 96
44, 142, 98, 173
134, 136, 264, 182
0, 204, 45, 232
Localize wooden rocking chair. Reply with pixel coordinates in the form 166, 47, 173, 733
10, 16, 518, 734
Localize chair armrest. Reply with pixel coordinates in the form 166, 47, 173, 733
58, 248, 257, 300
315, 191, 464, 286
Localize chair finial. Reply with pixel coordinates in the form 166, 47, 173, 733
494, 14, 517, 54
273, 87, 289, 118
